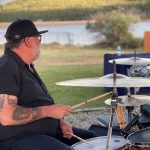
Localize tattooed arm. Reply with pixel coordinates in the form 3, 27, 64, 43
0, 94, 72, 126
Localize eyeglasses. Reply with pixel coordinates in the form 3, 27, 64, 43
24, 35, 42, 44
33, 35, 42, 42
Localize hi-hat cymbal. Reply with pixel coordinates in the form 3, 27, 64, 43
105, 95, 150, 106
56, 73, 150, 87
109, 57, 150, 65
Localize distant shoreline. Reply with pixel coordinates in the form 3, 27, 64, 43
0, 20, 89, 29
0, 19, 150, 29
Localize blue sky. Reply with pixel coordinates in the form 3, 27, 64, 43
0, 0, 13, 5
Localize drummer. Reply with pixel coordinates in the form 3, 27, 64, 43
0, 19, 97, 150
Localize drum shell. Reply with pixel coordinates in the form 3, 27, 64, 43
127, 128, 150, 149
116, 145, 150, 150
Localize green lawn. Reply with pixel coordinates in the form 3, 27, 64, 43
35, 44, 109, 108
37, 65, 107, 108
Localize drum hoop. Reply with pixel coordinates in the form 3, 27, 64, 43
129, 143, 150, 148
127, 127, 150, 147
71, 136, 125, 148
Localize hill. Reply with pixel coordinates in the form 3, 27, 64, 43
0, 0, 149, 22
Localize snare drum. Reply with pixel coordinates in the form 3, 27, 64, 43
71, 136, 127, 150
127, 128, 150, 149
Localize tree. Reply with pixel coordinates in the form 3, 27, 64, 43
87, 11, 141, 48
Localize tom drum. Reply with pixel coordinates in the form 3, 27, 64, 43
127, 127, 150, 150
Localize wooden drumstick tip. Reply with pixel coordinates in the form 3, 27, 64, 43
71, 92, 112, 109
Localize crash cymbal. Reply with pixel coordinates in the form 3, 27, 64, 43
56, 73, 150, 87
109, 57, 150, 65
105, 95, 150, 106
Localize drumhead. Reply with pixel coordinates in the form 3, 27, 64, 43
128, 127, 150, 147
72, 136, 127, 150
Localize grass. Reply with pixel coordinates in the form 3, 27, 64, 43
34, 44, 109, 108
37, 65, 107, 108
0, 44, 144, 108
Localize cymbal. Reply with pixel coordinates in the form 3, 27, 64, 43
105, 95, 150, 106
56, 73, 150, 87
109, 57, 150, 65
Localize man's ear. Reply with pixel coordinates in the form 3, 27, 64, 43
24, 37, 31, 48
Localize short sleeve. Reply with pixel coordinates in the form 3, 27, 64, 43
0, 63, 20, 96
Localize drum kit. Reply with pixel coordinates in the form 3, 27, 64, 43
56, 54, 150, 150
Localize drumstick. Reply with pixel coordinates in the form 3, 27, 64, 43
72, 92, 112, 109
70, 133, 95, 148
115, 106, 126, 129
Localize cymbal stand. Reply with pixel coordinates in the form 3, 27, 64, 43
133, 50, 140, 95
105, 60, 118, 150
126, 88, 134, 122
125, 50, 139, 122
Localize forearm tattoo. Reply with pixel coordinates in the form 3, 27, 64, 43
0, 95, 5, 110
12, 106, 42, 122
12, 106, 31, 121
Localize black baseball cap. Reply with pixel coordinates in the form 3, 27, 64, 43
5, 19, 48, 41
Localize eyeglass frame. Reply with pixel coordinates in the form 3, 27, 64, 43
32, 35, 42, 42
23, 35, 42, 47
23, 35, 42, 43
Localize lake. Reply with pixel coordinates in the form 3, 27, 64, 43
0, 21, 150, 46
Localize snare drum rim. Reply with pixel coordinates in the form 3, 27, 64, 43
127, 127, 150, 147
71, 136, 126, 148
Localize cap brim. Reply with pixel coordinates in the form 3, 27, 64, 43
38, 30, 48, 34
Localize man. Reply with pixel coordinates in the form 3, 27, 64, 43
0, 19, 96, 150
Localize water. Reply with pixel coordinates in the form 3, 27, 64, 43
0, 21, 150, 46
129, 21, 150, 38
0, 23, 99, 46
38, 24, 99, 45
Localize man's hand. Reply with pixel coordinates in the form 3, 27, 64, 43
60, 120, 73, 139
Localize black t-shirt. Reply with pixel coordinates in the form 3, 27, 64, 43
0, 49, 60, 149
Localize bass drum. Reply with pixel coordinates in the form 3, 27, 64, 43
127, 128, 150, 149
71, 136, 127, 150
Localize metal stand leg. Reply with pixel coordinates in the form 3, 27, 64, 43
105, 106, 116, 150
105, 60, 118, 150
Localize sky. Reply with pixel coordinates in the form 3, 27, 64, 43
0, 0, 13, 5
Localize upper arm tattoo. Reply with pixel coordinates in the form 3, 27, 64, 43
0, 94, 43, 125
0, 95, 5, 110
8, 98, 18, 106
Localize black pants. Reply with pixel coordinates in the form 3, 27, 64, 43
10, 127, 97, 150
